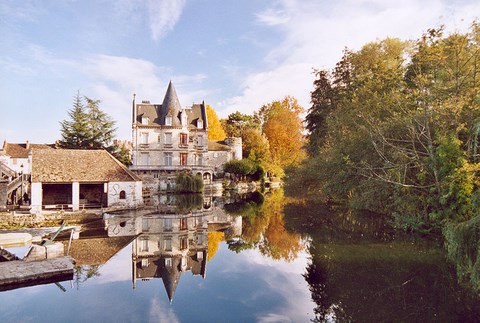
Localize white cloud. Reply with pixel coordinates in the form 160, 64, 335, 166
149, 297, 180, 323
256, 8, 290, 26
220, 0, 480, 117
148, 0, 186, 41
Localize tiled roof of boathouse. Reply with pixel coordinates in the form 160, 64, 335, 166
31, 149, 141, 183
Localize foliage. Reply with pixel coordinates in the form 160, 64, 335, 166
222, 111, 260, 138
226, 189, 303, 262
285, 21, 480, 293
224, 158, 264, 180
206, 105, 226, 140
290, 22, 480, 226
444, 217, 480, 293
241, 128, 271, 166
59, 92, 117, 150
110, 143, 132, 166
174, 194, 203, 212
174, 173, 204, 193
256, 96, 306, 171
207, 231, 225, 261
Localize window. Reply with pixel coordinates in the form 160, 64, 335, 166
140, 132, 148, 145
196, 154, 203, 166
197, 135, 204, 147
164, 152, 173, 166
140, 153, 150, 165
165, 258, 172, 268
165, 115, 172, 126
141, 239, 149, 252
181, 112, 187, 125
164, 238, 172, 251
141, 258, 149, 268
179, 133, 188, 146
180, 218, 188, 230
197, 120, 203, 129
141, 116, 149, 125
164, 218, 172, 231
142, 218, 150, 231
119, 190, 126, 199
164, 132, 172, 145
180, 236, 188, 250
180, 153, 188, 166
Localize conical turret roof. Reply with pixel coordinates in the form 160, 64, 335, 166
162, 81, 182, 126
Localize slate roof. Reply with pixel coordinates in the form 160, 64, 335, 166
135, 82, 206, 130
31, 149, 141, 183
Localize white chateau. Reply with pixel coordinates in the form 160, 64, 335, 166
130, 81, 242, 192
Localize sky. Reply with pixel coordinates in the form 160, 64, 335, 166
1, 0, 479, 144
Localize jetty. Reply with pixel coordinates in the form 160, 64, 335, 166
0, 256, 74, 291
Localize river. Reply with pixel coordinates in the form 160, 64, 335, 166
1, 190, 479, 322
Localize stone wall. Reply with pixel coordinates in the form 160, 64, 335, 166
0, 211, 101, 227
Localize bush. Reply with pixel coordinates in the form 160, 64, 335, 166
175, 173, 204, 193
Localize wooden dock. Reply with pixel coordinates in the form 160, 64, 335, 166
0, 256, 74, 291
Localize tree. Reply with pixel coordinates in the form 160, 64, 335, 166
59, 93, 117, 150
110, 143, 132, 166
305, 69, 336, 156
206, 105, 226, 140
58, 92, 91, 149
222, 111, 260, 138
257, 96, 306, 172
241, 128, 271, 165
84, 97, 116, 149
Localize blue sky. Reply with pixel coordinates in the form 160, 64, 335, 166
1, 0, 479, 143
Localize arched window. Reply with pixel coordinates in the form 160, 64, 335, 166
119, 190, 126, 199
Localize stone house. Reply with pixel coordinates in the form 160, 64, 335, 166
30, 149, 142, 213
0, 141, 54, 176
207, 138, 243, 175
130, 81, 241, 193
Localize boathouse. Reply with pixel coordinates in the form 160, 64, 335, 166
30, 149, 142, 213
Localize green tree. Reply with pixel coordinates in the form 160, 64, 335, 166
59, 92, 91, 148
222, 111, 260, 138
305, 69, 336, 156
59, 93, 117, 150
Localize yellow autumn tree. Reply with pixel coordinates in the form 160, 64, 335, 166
207, 105, 227, 140
207, 231, 225, 261
257, 96, 306, 172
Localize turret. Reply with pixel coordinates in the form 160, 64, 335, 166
161, 81, 182, 126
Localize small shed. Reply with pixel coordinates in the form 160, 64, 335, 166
30, 149, 142, 212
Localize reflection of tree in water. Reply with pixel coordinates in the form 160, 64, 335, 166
294, 200, 480, 322
226, 189, 303, 262
173, 194, 203, 213
73, 265, 102, 289
303, 244, 352, 323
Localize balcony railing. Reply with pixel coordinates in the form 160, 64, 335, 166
130, 164, 213, 172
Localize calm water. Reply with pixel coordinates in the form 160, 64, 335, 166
1, 191, 480, 322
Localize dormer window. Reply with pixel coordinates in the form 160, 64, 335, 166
197, 120, 203, 129
141, 116, 149, 125
165, 115, 172, 126
181, 112, 187, 126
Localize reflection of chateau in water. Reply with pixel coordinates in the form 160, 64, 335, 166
105, 195, 242, 302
